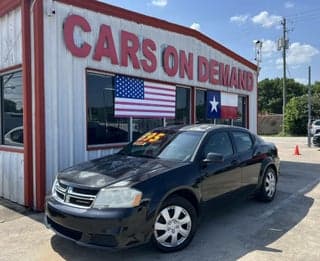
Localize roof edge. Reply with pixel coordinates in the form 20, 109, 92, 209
56, 0, 257, 71
0, 0, 20, 18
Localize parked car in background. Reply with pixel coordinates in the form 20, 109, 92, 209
311, 119, 320, 135
313, 133, 320, 147
45, 124, 280, 252
4, 126, 23, 146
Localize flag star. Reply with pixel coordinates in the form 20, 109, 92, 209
210, 96, 219, 112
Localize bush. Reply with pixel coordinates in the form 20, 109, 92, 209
284, 94, 320, 135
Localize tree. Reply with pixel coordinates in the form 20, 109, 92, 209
284, 93, 320, 135
258, 78, 306, 114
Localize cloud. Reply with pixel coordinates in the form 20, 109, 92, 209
261, 40, 277, 57
151, 0, 167, 7
294, 78, 308, 85
276, 42, 319, 66
285, 1, 294, 8
252, 11, 282, 28
230, 14, 249, 25
190, 23, 201, 31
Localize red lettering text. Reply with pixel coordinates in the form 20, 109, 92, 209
198, 56, 209, 82
247, 72, 254, 91
219, 63, 230, 86
230, 67, 238, 88
121, 30, 140, 69
163, 46, 178, 77
179, 50, 193, 80
93, 25, 118, 64
209, 59, 219, 85
63, 14, 91, 57
141, 39, 157, 73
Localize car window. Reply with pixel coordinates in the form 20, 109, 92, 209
315, 121, 320, 126
232, 131, 253, 153
203, 132, 233, 158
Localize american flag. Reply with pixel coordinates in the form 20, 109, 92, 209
114, 75, 176, 118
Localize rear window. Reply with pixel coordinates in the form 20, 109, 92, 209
232, 131, 253, 153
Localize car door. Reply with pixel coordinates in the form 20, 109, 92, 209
231, 131, 260, 187
199, 131, 242, 201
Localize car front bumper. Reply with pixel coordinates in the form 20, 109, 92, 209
45, 196, 153, 249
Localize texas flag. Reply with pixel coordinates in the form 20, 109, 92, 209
206, 91, 238, 119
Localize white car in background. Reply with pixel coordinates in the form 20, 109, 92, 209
4, 126, 23, 146
311, 120, 320, 135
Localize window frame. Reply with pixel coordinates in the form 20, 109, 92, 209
231, 130, 254, 154
0, 67, 24, 149
85, 69, 169, 150
201, 130, 235, 159
86, 69, 130, 149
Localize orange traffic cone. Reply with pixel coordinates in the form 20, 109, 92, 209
294, 145, 301, 155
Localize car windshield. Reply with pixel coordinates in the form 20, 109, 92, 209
119, 130, 204, 162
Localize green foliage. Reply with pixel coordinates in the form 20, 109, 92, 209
258, 78, 306, 114
284, 95, 308, 135
258, 78, 320, 135
284, 93, 320, 135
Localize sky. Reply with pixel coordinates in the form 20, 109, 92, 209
99, 0, 320, 85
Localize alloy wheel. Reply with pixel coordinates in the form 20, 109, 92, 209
265, 170, 276, 198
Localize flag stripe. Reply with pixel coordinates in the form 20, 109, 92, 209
115, 100, 175, 107
144, 94, 175, 101
115, 104, 175, 111
116, 108, 175, 113
144, 82, 176, 91
221, 93, 238, 107
145, 90, 175, 97
144, 84, 176, 94
221, 106, 238, 119
116, 111, 175, 117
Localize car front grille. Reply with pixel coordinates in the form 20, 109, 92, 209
54, 181, 99, 208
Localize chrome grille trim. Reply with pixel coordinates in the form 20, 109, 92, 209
54, 181, 98, 209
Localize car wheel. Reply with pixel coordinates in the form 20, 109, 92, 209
152, 196, 197, 252
258, 167, 277, 202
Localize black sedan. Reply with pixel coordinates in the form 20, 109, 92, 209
45, 124, 280, 252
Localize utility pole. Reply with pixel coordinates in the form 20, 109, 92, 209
278, 17, 288, 134
307, 66, 311, 147
282, 17, 287, 134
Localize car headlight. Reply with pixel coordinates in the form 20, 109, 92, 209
93, 187, 142, 209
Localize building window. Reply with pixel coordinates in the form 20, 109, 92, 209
1, 70, 23, 146
195, 89, 248, 128
86, 72, 129, 146
196, 89, 206, 123
233, 96, 248, 128
167, 87, 190, 125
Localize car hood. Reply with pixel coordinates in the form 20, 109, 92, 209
58, 154, 188, 189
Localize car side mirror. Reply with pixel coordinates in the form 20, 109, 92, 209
203, 152, 224, 163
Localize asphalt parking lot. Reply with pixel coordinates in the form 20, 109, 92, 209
1, 137, 320, 261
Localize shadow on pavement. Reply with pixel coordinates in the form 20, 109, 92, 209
32, 161, 320, 260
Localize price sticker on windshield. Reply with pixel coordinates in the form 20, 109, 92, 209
134, 132, 166, 146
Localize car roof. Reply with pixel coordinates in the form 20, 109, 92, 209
166, 124, 248, 132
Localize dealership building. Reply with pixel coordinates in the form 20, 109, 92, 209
0, 0, 257, 210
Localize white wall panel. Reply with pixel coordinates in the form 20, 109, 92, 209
43, 1, 257, 192
0, 7, 22, 70
0, 151, 24, 204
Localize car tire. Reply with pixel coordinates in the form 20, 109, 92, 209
258, 167, 277, 202
151, 196, 197, 252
